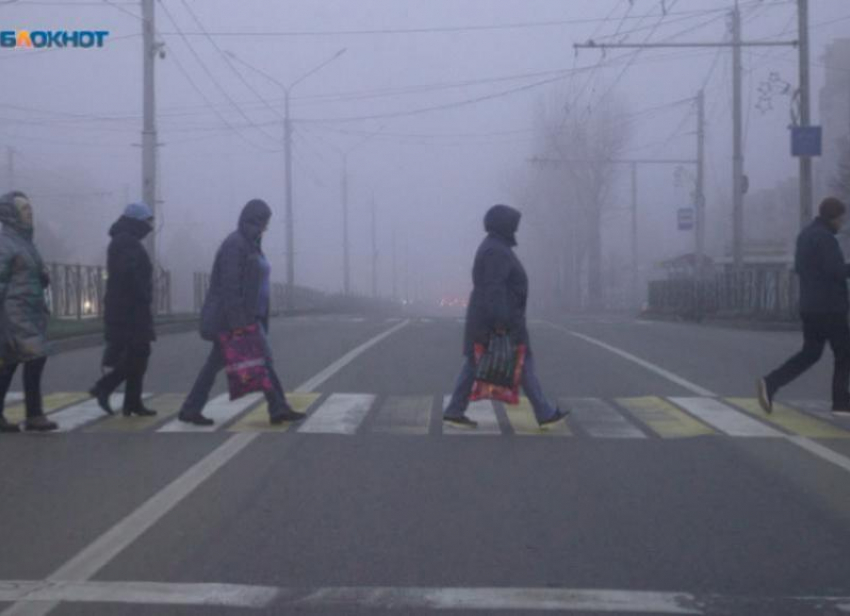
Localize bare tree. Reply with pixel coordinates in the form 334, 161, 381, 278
833, 136, 850, 203
526, 91, 630, 311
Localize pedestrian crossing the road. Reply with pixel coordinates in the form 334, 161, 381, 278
5, 391, 850, 440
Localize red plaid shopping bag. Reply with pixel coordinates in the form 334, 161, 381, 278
218, 324, 273, 400
469, 337, 527, 405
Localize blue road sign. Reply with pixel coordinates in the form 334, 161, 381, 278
791, 126, 822, 157
678, 208, 694, 231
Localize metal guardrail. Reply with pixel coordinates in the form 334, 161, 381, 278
647, 267, 799, 321
192, 272, 326, 315
45, 263, 172, 320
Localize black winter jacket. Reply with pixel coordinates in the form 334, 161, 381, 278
795, 217, 850, 315
200, 200, 271, 341
103, 216, 155, 344
463, 204, 530, 356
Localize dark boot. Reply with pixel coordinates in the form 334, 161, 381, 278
269, 409, 306, 425
178, 411, 214, 426
0, 416, 20, 433
89, 387, 114, 415
24, 415, 58, 432
123, 405, 157, 417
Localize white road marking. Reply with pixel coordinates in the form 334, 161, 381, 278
443, 395, 501, 435
53, 394, 152, 432
0, 434, 258, 616
8, 581, 850, 613
566, 398, 646, 438
296, 319, 409, 393
548, 324, 715, 397
669, 398, 782, 437
0, 580, 278, 609
294, 586, 699, 613
298, 393, 376, 435
0, 321, 412, 616
158, 393, 262, 433
547, 323, 850, 477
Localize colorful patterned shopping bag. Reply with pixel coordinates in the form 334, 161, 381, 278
218, 324, 273, 401
469, 335, 526, 405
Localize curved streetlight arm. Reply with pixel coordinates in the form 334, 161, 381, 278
226, 48, 347, 94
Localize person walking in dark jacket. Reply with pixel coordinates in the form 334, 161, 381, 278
443, 204, 568, 428
89, 202, 158, 417
178, 199, 305, 426
758, 197, 850, 415
0, 191, 57, 433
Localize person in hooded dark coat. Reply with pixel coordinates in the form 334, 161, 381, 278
178, 199, 305, 426
89, 202, 158, 417
0, 191, 57, 432
443, 204, 568, 428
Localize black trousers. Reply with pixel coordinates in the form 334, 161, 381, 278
766, 313, 850, 409
0, 356, 47, 419
94, 341, 151, 411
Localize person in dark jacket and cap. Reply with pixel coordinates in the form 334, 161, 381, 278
88, 202, 158, 417
0, 191, 57, 432
178, 199, 305, 426
759, 197, 850, 415
443, 204, 568, 428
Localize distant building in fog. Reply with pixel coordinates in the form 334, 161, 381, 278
817, 38, 850, 201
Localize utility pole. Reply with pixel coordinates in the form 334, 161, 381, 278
284, 91, 295, 309
141, 0, 158, 265
731, 2, 744, 268
371, 197, 378, 299
342, 157, 350, 295
575, 16, 797, 271
798, 0, 813, 227
695, 89, 707, 319
630, 162, 638, 310
391, 223, 398, 301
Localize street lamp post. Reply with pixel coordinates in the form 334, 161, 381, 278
226, 48, 347, 311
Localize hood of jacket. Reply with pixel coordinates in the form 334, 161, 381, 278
238, 199, 272, 244
0, 190, 34, 240
109, 215, 152, 241
484, 204, 521, 247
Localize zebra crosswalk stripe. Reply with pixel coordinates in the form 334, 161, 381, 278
616, 397, 716, 438
725, 397, 850, 439
669, 397, 782, 437
564, 398, 646, 438
158, 393, 262, 433
297, 393, 375, 435
442, 396, 500, 435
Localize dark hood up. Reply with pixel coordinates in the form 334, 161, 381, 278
239, 199, 272, 243
0, 190, 34, 240
484, 204, 521, 247
109, 215, 152, 241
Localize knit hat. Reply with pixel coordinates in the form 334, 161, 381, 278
123, 201, 153, 221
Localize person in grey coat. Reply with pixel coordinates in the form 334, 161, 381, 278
443, 204, 568, 428
178, 199, 305, 426
0, 191, 57, 432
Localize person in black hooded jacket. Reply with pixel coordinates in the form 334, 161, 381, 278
89, 202, 158, 417
178, 199, 305, 426
443, 204, 568, 428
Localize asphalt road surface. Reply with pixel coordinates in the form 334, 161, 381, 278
2, 313, 850, 615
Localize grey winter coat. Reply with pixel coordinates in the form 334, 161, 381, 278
0, 192, 50, 363
463, 204, 530, 356
200, 200, 272, 341
795, 216, 850, 314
